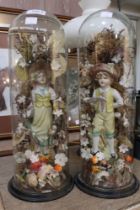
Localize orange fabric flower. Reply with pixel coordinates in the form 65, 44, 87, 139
54, 164, 62, 172
125, 155, 134, 163
91, 155, 98, 164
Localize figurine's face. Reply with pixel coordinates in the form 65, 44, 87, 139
96, 72, 112, 88
37, 72, 47, 85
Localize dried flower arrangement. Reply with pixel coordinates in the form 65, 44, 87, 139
11, 30, 69, 191
80, 25, 135, 188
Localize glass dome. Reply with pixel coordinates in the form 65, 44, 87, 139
8, 9, 74, 202
76, 9, 139, 198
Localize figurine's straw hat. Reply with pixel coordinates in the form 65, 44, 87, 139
92, 63, 116, 80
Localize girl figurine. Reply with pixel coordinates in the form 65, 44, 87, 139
91, 64, 123, 158
30, 60, 56, 152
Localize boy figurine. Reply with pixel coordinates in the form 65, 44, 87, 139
91, 64, 123, 157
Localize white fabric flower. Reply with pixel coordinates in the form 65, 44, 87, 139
18, 122, 24, 129
17, 95, 26, 103
53, 109, 63, 117
14, 152, 26, 163
81, 114, 91, 127
81, 114, 91, 121
55, 153, 68, 166
49, 125, 57, 135
114, 112, 121, 118
123, 117, 129, 128
112, 54, 122, 64
25, 149, 33, 159
81, 119, 91, 128
51, 59, 61, 71
30, 153, 39, 163
52, 125, 57, 130
96, 152, 105, 161
18, 58, 26, 68
16, 122, 25, 134
22, 107, 33, 118
80, 130, 86, 136
81, 148, 92, 160
119, 144, 129, 153
25, 150, 39, 163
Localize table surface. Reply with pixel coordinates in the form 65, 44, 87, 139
0, 145, 140, 210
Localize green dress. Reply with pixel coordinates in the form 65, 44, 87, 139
31, 85, 56, 147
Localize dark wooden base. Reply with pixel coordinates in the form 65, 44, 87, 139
8, 176, 74, 202
75, 173, 139, 199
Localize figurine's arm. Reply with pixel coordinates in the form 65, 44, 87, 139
83, 89, 105, 103
92, 90, 106, 102
113, 89, 123, 108
49, 87, 56, 101
31, 90, 35, 102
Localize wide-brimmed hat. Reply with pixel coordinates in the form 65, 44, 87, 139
91, 63, 116, 79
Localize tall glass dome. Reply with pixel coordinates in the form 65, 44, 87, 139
75, 9, 139, 198
8, 9, 74, 202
